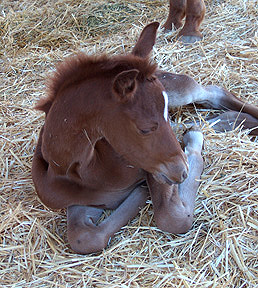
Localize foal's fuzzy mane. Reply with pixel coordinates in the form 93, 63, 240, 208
36, 53, 157, 113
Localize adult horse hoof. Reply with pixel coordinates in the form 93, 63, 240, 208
179, 35, 203, 44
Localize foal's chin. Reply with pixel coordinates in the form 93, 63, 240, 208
151, 160, 189, 185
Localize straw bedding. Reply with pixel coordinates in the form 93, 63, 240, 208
0, 0, 257, 287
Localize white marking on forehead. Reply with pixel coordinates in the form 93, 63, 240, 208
162, 91, 168, 121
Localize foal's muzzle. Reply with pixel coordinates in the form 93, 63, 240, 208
152, 161, 189, 185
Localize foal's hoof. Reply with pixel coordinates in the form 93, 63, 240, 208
183, 126, 203, 152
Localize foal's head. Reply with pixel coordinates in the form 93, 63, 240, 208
102, 22, 188, 184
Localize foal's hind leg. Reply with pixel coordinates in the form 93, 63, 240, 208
205, 111, 258, 136
156, 71, 258, 135
147, 126, 203, 234
67, 186, 148, 254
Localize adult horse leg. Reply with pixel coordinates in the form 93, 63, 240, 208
179, 0, 205, 43
67, 185, 148, 254
163, 0, 186, 31
147, 126, 203, 234
163, 0, 205, 43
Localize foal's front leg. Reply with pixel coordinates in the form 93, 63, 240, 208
147, 126, 203, 234
67, 186, 148, 254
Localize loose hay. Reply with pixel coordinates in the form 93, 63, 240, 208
0, 0, 258, 287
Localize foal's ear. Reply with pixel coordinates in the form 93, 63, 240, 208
113, 69, 139, 103
132, 22, 160, 58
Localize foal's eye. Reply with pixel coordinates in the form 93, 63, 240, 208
139, 125, 157, 135
140, 129, 151, 135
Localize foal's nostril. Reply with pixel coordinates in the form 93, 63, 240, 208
182, 170, 188, 181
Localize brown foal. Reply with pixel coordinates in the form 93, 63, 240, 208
32, 22, 258, 254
